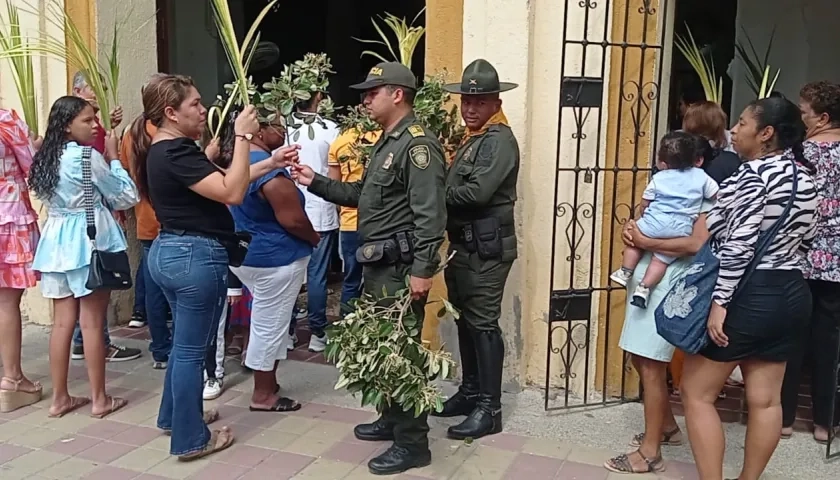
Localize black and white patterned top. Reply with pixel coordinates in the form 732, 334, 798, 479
706, 152, 819, 306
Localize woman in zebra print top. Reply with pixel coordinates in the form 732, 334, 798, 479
680, 96, 819, 480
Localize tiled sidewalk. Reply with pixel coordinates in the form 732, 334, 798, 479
1, 325, 705, 479
0, 395, 698, 480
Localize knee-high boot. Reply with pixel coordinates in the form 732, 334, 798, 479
447, 329, 504, 439
432, 320, 479, 417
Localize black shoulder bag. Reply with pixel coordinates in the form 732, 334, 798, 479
82, 146, 133, 291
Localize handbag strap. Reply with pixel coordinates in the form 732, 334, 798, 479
81, 146, 97, 243
730, 158, 799, 302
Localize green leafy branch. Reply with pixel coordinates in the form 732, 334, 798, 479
260, 53, 338, 142
336, 104, 380, 167
326, 255, 459, 417
416, 71, 465, 156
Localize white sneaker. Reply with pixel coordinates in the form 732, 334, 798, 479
203, 378, 223, 400
308, 333, 327, 353
288, 333, 298, 351
631, 284, 651, 309
610, 268, 633, 287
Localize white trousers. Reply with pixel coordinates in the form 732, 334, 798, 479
232, 256, 308, 371
205, 301, 227, 381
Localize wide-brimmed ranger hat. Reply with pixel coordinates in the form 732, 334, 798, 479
350, 62, 417, 91
444, 59, 518, 95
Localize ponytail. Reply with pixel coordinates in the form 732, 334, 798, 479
790, 142, 816, 173
130, 113, 153, 200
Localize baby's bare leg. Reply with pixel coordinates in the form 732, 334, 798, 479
641, 256, 669, 288
622, 246, 644, 271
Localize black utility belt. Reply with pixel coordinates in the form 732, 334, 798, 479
448, 217, 514, 260
356, 231, 415, 266
160, 229, 251, 268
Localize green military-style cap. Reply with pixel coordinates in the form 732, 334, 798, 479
444, 59, 518, 95
350, 62, 417, 91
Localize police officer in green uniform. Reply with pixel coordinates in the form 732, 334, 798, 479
430, 59, 520, 440
292, 62, 446, 476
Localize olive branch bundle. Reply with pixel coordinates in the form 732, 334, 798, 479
326, 255, 459, 417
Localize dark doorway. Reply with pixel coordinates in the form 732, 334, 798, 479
667, 0, 738, 130
240, 0, 426, 108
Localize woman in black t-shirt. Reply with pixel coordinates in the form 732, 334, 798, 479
130, 73, 259, 460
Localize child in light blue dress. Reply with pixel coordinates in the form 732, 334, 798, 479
611, 132, 719, 308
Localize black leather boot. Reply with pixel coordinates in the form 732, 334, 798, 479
354, 417, 394, 441
367, 444, 432, 475
432, 320, 479, 417
447, 330, 504, 440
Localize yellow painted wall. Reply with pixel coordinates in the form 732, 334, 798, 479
64, 0, 96, 90
421, 0, 464, 350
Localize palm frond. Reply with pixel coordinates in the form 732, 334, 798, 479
209, 0, 276, 136
0, 2, 38, 133
735, 25, 777, 97
356, 9, 426, 67
674, 25, 722, 104
757, 65, 782, 99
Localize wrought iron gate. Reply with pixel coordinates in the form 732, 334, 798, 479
545, 0, 674, 410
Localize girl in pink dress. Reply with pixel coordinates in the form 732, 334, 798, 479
0, 108, 42, 412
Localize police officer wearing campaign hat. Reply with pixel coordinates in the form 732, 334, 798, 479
430, 59, 520, 440
293, 61, 446, 475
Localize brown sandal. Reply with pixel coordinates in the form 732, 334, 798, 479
604, 450, 666, 474
178, 426, 234, 461
0, 376, 43, 413
48, 396, 91, 418
90, 396, 127, 419
629, 427, 683, 447
162, 409, 220, 436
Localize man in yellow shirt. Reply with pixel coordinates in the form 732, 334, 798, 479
327, 126, 382, 315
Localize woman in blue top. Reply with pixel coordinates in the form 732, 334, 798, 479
29, 96, 139, 419
227, 115, 319, 412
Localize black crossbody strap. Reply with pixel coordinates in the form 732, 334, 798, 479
81, 146, 97, 243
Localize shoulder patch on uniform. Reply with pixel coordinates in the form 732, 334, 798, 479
409, 145, 431, 169
408, 125, 426, 138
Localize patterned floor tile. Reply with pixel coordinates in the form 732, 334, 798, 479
110, 447, 170, 472
187, 461, 252, 480
75, 440, 135, 463
502, 452, 564, 478
213, 444, 274, 467
556, 460, 610, 480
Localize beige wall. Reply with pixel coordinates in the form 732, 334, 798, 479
461, 0, 534, 391
94, 0, 157, 324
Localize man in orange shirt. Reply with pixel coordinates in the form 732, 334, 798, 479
327, 125, 382, 315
